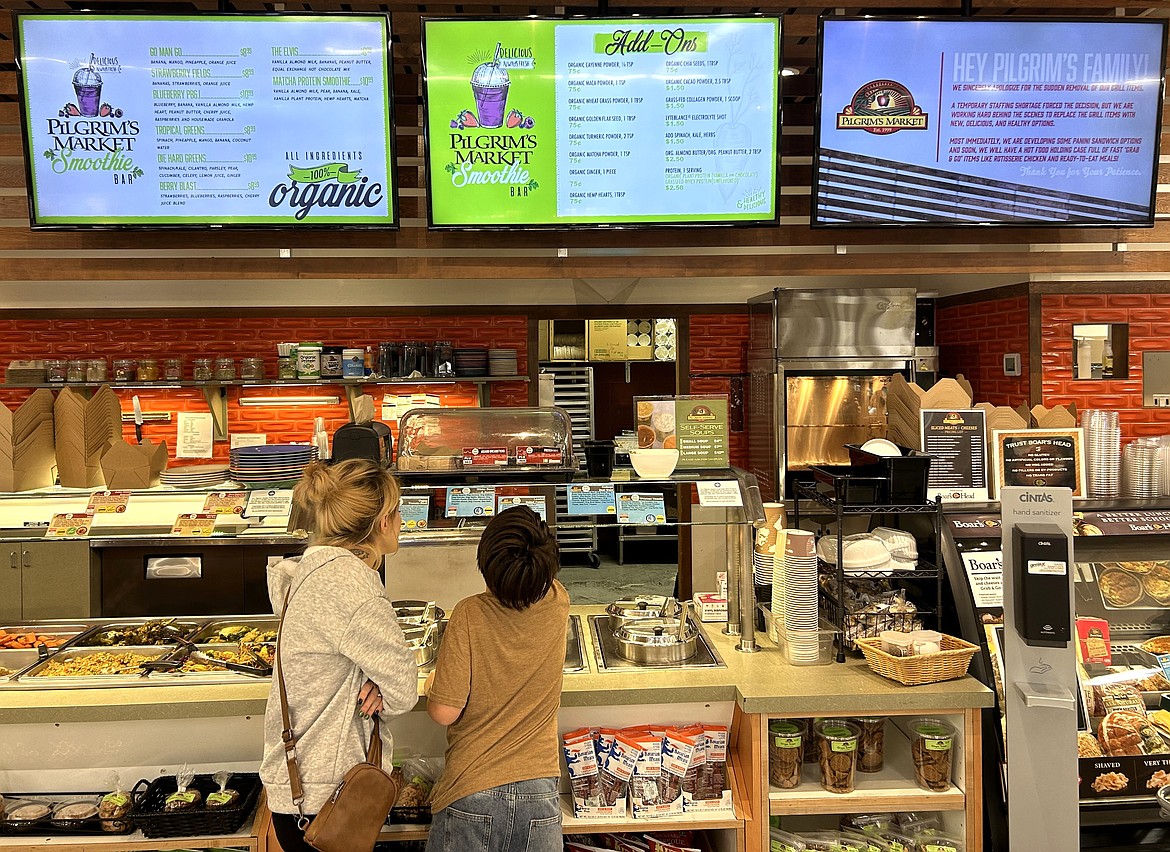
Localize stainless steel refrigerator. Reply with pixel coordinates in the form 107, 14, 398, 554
747, 288, 918, 500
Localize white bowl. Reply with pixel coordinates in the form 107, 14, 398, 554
629, 448, 680, 478
861, 438, 902, 457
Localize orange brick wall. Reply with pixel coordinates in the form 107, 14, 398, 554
1041, 293, 1170, 441
937, 295, 1030, 406
688, 313, 748, 470
0, 315, 528, 464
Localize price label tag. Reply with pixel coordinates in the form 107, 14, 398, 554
87, 490, 131, 514
445, 486, 495, 518
566, 484, 617, 516
462, 447, 508, 467
696, 480, 742, 507
47, 512, 93, 537
171, 513, 217, 536
203, 491, 247, 515
515, 446, 563, 466
399, 495, 431, 531
617, 492, 667, 524
497, 494, 548, 521
244, 489, 294, 519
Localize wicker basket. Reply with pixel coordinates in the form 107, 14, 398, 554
131, 772, 260, 839
856, 634, 979, 686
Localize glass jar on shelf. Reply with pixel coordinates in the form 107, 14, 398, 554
86, 358, 107, 382
66, 359, 86, 383
163, 358, 183, 382
214, 357, 236, 381
278, 355, 297, 380
240, 357, 265, 380
112, 359, 137, 382
137, 358, 160, 382
46, 359, 67, 382
192, 358, 213, 382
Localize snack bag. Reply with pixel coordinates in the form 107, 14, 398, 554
98, 772, 132, 833
563, 729, 623, 819
685, 724, 732, 812
599, 733, 639, 807
629, 732, 666, 818
655, 730, 692, 812
770, 829, 808, 852
206, 770, 240, 809
164, 764, 202, 812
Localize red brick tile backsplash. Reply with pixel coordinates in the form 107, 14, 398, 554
690, 313, 749, 469
938, 295, 1030, 407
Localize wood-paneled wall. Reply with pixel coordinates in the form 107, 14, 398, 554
0, 1, 1167, 309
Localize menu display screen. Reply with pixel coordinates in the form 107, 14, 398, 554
15, 13, 397, 228
815, 17, 1167, 227
422, 17, 780, 228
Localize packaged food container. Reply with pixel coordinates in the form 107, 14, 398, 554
52, 797, 100, 825
909, 717, 955, 792
814, 719, 861, 794
854, 716, 884, 772
877, 831, 917, 852
768, 719, 805, 789
914, 835, 963, 852
321, 346, 344, 378
5, 799, 53, 822
46, 359, 67, 382
769, 829, 807, 852
342, 348, 365, 378
396, 406, 574, 475
278, 355, 297, 380
910, 629, 943, 655
86, 358, 108, 382
163, 358, 183, 381
112, 359, 137, 381
880, 630, 915, 657
297, 342, 322, 379
137, 358, 160, 381
192, 358, 213, 381
842, 829, 892, 851
240, 357, 265, 380
66, 359, 85, 382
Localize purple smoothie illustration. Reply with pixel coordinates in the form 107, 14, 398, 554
470, 43, 510, 128
72, 54, 102, 117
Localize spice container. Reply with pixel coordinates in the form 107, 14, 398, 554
137, 358, 160, 382
66, 359, 86, 383
297, 342, 322, 379
880, 630, 915, 657
853, 716, 884, 773
342, 348, 365, 378
768, 719, 805, 789
112, 359, 137, 382
278, 355, 297, 379
192, 358, 213, 381
320, 346, 344, 378
46, 359, 67, 382
815, 719, 861, 794
163, 358, 183, 382
214, 358, 236, 381
240, 357, 265, 380
909, 717, 955, 792
86, 358, 107, 382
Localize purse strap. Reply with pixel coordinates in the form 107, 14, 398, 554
274, 556, 384, 826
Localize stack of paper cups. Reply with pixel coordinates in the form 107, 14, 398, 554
769, 528, 788, 643
782, 530, 820, 663
753, 502, 786, 588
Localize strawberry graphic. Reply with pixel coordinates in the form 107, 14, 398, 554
506, 109, 523, 128
460, 109, 478, 127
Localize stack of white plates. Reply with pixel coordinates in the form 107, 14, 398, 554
488, 349, 518, 377
782, 530, 820, 663
1082, 409, 1120, 498
1124, 437, 1162, 498
160, 463, 233, 489
229, 444, 318, 487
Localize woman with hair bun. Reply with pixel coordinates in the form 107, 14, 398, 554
424, 504, 570, 852
260, 459, 417, 852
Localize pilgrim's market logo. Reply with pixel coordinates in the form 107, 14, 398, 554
837, 80, 928, 135
267, 162, 384, 221
42, 53, 142, 183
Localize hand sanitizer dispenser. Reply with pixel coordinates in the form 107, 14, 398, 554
1012, 523, 1071, 647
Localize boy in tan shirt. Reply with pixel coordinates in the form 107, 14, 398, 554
425, 504, 570, 852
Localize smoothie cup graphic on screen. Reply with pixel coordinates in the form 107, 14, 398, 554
470, 43, 510, 128
72, 54, 102, 117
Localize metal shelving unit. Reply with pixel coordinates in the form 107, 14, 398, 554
792, 480, 944, 663
539, 363, 598, 565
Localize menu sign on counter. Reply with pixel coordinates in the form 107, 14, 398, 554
635, 395, 729, 469
15, 13, 396, 227
992, 428, 1085, 497
921, 409, 988, 502
423, 17, 780, 228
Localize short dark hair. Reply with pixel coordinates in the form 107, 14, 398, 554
477, 505, 559, 610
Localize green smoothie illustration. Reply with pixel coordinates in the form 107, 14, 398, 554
73, 54, 102, 117
470, 43, 510, 128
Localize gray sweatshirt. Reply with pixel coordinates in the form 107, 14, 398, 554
260, 547, 419, 815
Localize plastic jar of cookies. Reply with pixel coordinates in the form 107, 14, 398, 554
815, 719, 861, 794
768, 719, 806, 789
853, 717, 885, 773
909, 717, 955, 792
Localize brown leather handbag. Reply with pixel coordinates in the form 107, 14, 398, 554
275, 582, 400, 852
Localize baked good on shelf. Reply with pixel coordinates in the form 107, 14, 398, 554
1078, 732, 1105, 758
1099, 569, 1143, 607
1099, 710, 1148, 756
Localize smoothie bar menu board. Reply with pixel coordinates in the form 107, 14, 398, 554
422, 17, 780, 227
815, 17, 1167, 227
15, 14, 396, 227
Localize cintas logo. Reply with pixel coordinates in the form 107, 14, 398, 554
1020, 492, 1055, 503
837, 80, 928, 135
42, 52, 142, 184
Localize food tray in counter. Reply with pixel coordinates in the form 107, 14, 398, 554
0, 624, 87, 650
130, 772, 261, 838
0, 647, 44, 679
148, 643, 273, 677
10, 645, 174, 686
189, 618, 278, 644
1087, 561, 1170, 610
66, 619, 203, 648
0, 791, 134, 836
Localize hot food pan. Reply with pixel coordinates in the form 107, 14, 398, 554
12, 646, 174, 688
189, 619, 278, 645
67, 619, 203, 648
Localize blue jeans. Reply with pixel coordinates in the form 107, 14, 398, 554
425, 777, 561, 852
